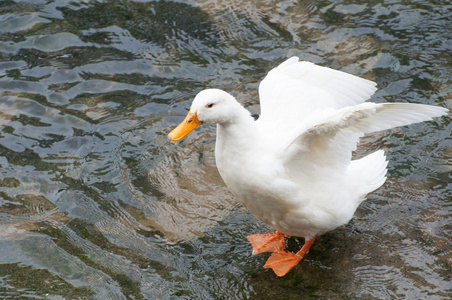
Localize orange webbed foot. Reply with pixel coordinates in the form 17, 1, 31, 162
247, 231, 285, 255
264, 250, 302, 277
264, 235, 317, 277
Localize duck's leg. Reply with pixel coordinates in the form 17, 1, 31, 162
247, 231, 286, 255
264, 235, 317, 277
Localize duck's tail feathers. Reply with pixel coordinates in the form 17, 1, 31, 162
348, 150, 388, 204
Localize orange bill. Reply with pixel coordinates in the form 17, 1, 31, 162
168, 111, 203, 141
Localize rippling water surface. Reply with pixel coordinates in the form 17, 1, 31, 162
0, 0, 451, 298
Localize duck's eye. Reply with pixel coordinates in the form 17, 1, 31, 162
206, 103, 214, 108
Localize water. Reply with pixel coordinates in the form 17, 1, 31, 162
0, 0, 451, 298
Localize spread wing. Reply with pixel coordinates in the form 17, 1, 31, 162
282, 103, 448, 187
254, 57, 447, 190
255, 57, 377, 145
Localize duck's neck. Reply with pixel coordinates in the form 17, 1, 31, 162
215, 106, 257, 164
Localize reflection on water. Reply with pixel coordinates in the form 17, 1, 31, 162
0, 0, 451, 298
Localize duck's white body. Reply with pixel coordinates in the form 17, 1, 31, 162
213, 91, 388, 240
168, 57, 448, 275
216, 119, 373, 240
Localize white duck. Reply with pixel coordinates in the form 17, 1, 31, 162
168, 57, 448, 276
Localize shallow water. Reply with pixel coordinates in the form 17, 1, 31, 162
0, 0, 451, 298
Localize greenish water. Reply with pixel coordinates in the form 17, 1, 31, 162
0, 0, 451, 298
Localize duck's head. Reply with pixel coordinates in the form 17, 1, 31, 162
168, 89, 240, 141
